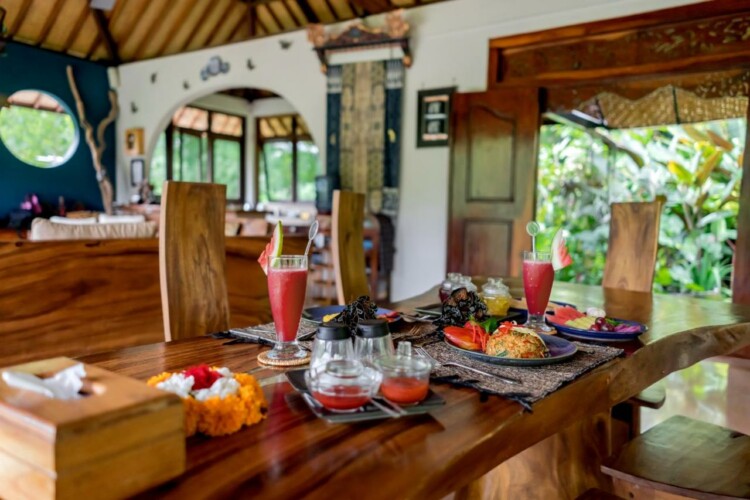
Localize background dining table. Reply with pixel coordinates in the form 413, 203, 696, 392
78, 279, 750, 499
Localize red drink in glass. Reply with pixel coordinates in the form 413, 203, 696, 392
266, 255, 309, 360
268, 267, 307, 342
522, 251, 555, 333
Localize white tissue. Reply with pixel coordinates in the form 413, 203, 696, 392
2, 363, 87, 400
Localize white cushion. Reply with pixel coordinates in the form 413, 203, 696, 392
98, 214, 146, 224
50, 216, 98, 225
29, 218, 157, 241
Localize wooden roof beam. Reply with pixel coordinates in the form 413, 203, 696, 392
8, 0, 32, 37
62, 2, 92, 52
37, 0, 66, 47
91, 8, 120, 63
296, 0, 320, 23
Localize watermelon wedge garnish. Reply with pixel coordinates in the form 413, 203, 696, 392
258, 221, 283, 274
551, 229, 572, 271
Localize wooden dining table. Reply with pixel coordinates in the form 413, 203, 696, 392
78, 279, 750, 499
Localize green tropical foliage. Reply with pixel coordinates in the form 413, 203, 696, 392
0, 104, 77, 168
258, 140, 320, 202
149, 131, 241, 200
537, 118, 745, 298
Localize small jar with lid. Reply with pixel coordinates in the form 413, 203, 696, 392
376, 342, 432, 405
305, 359, 381, 413
439, 272, 464, 302
311, 322, 354, 370
481, 277, 512, 316
460, 275, 478, 293
354, 319, 394, 365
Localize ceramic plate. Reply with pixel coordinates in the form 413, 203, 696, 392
445, 333, 577, 367
548, 318, 647, 342
302, 305, 401, 324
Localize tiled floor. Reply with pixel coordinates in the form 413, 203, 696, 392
640, 356, 750, 435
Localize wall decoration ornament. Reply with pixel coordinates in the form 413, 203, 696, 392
307, 9, 411, 74
150, 72, 157, 83
279, 40, 292, 50
130, 102, 138, 114
183, 80, 190, 90
247, 59, 255, 70
416, 87, 456, 148
124, 128, 144, 156
200, 56, 230, 81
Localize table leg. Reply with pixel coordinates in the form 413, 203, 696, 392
452, 412, 614, 499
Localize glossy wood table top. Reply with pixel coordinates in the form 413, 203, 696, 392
78, 280, 750, 499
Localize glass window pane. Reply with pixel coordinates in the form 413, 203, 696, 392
179, 133, 203, 182
260, 141, 293, 201
150, 132, 167, 196
213, 138, 242, 200
172, 106, 208, 131
211, 112, 243, 137
296, 141, 320, 201
0, 91, 77, 168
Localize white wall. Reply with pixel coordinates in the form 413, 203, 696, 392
115, 0, 702, 301
114, 31, 326, 205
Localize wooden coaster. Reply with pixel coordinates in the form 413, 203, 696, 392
257, 350, 311, 367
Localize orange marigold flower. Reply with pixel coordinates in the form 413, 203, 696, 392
147, 370, 267, 438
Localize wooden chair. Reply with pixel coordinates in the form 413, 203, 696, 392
602, 415, 750, 499
332, 190, 370, 305
603, 201, 663, 293
159, 181, 230, 341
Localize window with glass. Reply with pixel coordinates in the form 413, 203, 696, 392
0, 90, 78, 168
257, 114, 320, 202
150, 106, 244, 202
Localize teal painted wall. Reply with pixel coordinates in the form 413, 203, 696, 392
0, 43, 116, 219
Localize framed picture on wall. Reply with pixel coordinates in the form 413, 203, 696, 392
130, 158, 145, 187
124, 128, 144, 156
417, 87, 456, 148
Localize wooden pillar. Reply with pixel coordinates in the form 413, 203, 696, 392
732, 102, 750, 305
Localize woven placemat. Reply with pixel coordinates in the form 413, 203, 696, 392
257, 350, 311, 367
419, 336, 623, 408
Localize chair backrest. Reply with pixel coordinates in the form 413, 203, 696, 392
159, 181, 230, 341
332, 190, 370, 305
603, 201, 663, 293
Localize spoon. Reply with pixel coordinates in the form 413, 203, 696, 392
304, 220, 319, 257
526, 221, 541, 254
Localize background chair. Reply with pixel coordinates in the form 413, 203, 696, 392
159, 181, 230, 341
332, 190, 370, 305
602, 201, 663, 293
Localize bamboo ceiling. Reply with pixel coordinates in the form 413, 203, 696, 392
0, 0, 450, 64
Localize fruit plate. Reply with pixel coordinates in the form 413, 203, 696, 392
445, 334, 577, 367
548, 318, 647, 342
302, 305, 401, 324
508, 300, 577, 322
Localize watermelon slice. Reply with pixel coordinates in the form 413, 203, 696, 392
551, 229, 572, 271
258, 221, 283, 274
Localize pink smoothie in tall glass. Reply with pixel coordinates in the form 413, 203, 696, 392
523, 260, 554, 315
268, 267, 308, 342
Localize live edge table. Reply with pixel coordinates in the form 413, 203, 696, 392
77, 281, 750, 499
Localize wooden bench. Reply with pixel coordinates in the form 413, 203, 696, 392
0, 236, 306, 366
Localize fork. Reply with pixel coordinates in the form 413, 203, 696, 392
415, 347, 522, 386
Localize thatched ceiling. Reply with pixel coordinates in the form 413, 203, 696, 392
0, 0, 450, 64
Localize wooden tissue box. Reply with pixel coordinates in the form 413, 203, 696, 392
0, 357, 185, 500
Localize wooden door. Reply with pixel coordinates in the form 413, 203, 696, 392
448, 88, 541, 277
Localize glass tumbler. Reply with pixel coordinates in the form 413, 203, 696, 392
310, 322, 354, 370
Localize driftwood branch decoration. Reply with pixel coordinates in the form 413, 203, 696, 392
66, 65, 118, 215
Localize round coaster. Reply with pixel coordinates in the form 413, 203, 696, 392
257, 350, 311, 367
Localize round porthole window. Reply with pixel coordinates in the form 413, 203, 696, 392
0, 90, 79, 168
